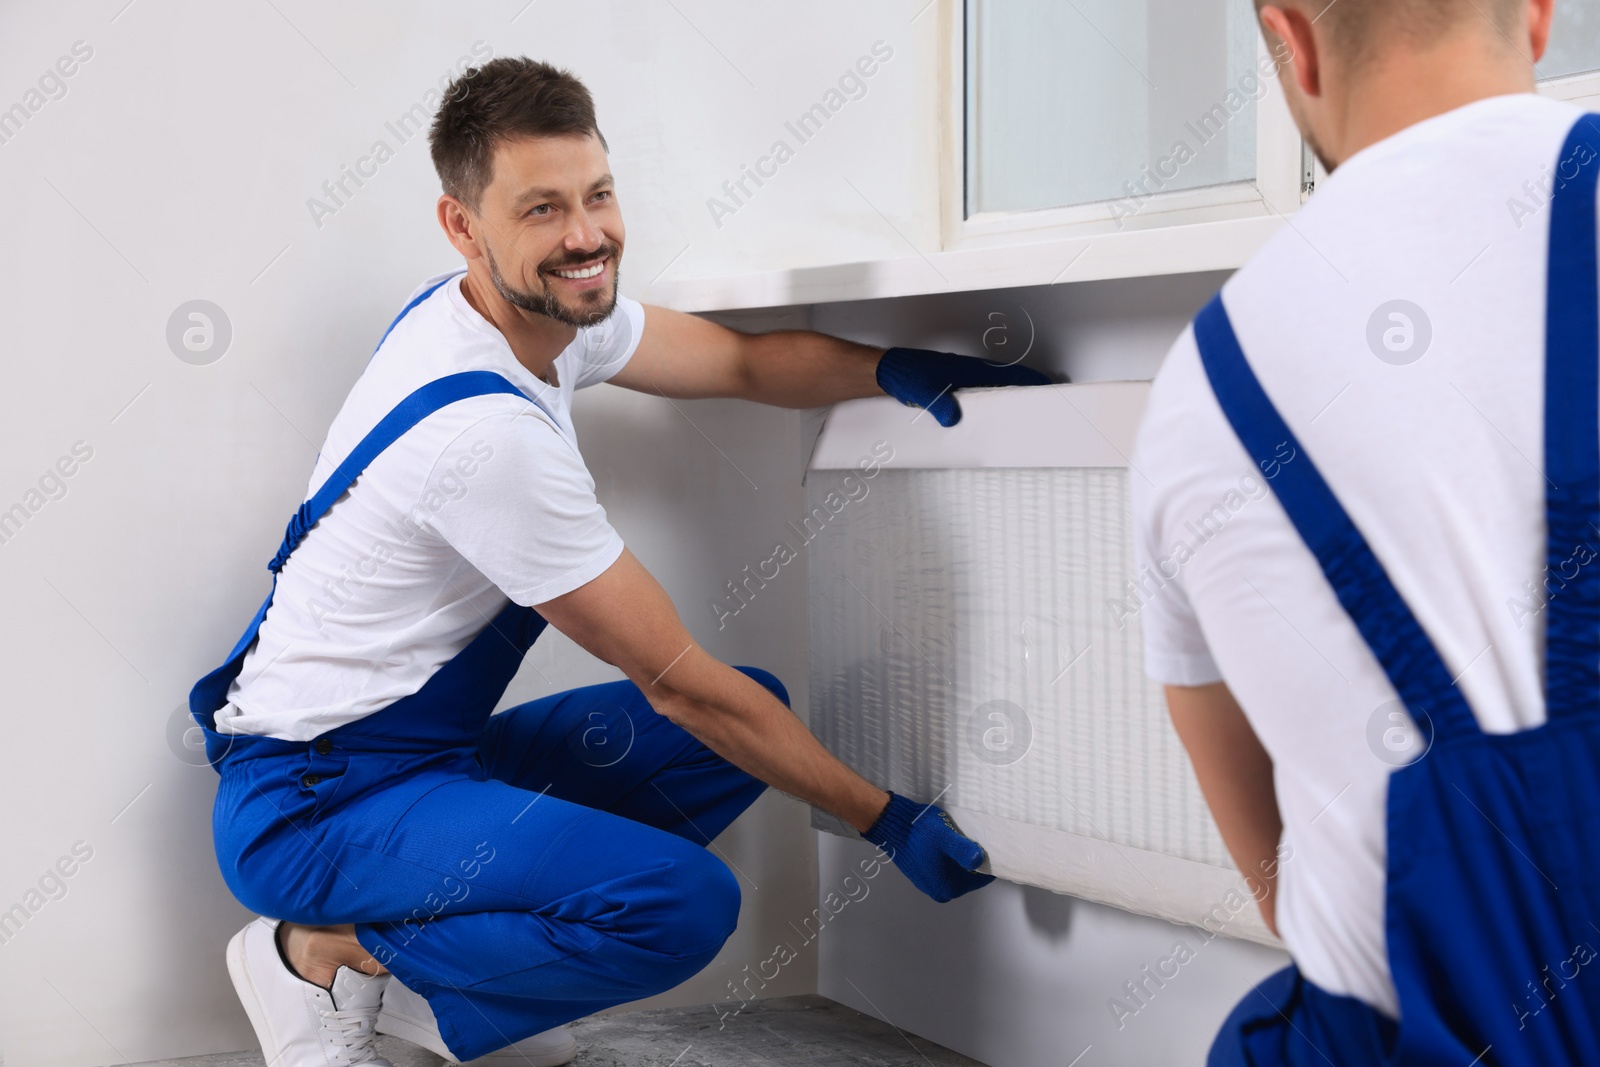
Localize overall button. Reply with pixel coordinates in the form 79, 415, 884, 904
313, 738, 333, 755
301, 774, 322, 787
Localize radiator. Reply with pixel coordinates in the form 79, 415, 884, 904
805, 383, 1274, 944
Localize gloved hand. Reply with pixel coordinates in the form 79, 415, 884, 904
862, 792, 996, 903
875, 346, 1053, 428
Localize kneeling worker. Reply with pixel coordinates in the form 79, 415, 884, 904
191, 57, 1031, 1067
1132, 0, 1600, 1063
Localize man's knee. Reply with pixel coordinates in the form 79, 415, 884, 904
635, 847, 743, 963
735, 666, 789, 708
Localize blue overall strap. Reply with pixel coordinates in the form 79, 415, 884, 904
1193, 296, 1480, 746
191, 370, 547, 726
268, 371, 543, 574
1542, 113, 1600, 717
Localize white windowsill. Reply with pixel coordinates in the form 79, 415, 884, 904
637, 212, 1281, 313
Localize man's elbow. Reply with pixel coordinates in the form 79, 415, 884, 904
637, 678, 702, 731
724, 332, 762, 401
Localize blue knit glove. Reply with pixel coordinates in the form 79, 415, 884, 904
862, 792, 996, 903
875, 347, 1052, 427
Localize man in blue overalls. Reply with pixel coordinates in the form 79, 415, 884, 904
192, 57, 1030, 1067
1131, 0, 1600, 1063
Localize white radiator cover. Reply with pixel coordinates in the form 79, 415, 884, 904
806, 384, 1275, 944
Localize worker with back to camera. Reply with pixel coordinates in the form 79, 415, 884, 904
1129, 0, 1600, 1063
189, 56, 1044, 1067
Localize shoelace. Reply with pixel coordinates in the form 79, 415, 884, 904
319, 1006, 385, 1065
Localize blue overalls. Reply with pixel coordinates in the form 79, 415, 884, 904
188, 288, 781, 1062
1197, 113, 1600, 1065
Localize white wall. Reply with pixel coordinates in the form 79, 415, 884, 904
817, 834, 1287, 1067
0, 1, 936, 1063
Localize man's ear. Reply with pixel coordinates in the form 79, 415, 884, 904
1260, 4, 1322, 98
436, 195, 484, 262
1526, 0, 1555, 64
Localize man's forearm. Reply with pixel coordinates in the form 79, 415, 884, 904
1166, 683, 1284, 934
648, 649, 891, 832
736, 330, 885, 409
535, 549, 892, 833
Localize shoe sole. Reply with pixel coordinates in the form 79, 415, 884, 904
374, 1005, 455, 1061
376, 1006, 578, 1066
226, 923, 290, 1067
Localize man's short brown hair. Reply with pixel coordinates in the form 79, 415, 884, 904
429, 57, 608, 211
1257, 0, 1522, 68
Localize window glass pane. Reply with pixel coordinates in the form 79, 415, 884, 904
965, 0, 1260, 217
1541, 0, 1600, 80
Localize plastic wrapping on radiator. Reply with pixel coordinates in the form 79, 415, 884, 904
805, 385, 1275, 944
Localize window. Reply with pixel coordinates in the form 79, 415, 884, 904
1541, 0, 1600, 80
964, 0, 1263, 217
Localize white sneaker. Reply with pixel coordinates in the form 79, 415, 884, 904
375, 975, 578, 1066
225, 916, 394, 1067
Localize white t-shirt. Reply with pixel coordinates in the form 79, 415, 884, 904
215, 269, 644, 740
1131, 93, 1587, 1016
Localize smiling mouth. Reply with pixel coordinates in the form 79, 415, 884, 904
548, 259, 607, 281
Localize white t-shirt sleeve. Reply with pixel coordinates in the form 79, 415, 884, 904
422, 408, 625, 607
1131, 335, 1225, 688
568, 295, 646, 389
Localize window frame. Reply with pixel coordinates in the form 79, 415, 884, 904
940, 2, 1600, 264
1544, 68, 1600, 109
940, 0, 1307, 262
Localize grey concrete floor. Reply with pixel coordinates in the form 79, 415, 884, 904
130, 995, 988, 1066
